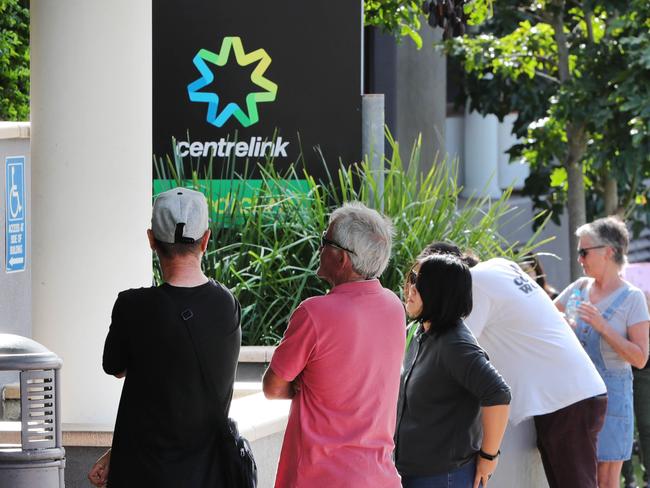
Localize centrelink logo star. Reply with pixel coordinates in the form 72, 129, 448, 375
187, 36, 278, 128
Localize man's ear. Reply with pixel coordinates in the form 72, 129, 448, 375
147, 229, 157, 251
334, 247, 346, 264
200, 229, 211, 253
340, 248, 353, 269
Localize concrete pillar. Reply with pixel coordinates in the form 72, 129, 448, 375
365, 26, 446, 173
462, 105, 501, 199
31, 0, 152, 424
394, 27, 446, 173
497, 113, 529, 190
444, 115, 464, 185
362, 94, 385, 210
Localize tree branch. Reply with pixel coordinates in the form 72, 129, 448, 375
516, 7, 545, 23
622, 170, 639, 212
584, 9, 595, 44
535, 71, 561, 84
550, 0, 570, 83
535, 54, 557, 65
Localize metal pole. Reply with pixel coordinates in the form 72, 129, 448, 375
362, 94, 385, 211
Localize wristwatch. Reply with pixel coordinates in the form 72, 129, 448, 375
478, 449, 500, 461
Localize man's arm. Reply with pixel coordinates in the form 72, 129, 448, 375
103, 294, 128, 377
263, 304, 315, 400
262, 366, 297, 399
88, 449, 111, 487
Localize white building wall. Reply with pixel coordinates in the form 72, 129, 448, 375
444, 115, 464, 186
31, 0, 152, 424
447, 111, 530, 195
462, 107, 501, 198
497, 113, 529, 190
445, 112, 570, 288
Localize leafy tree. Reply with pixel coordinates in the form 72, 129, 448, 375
0, 0, 29, 121
365, 0, 494, 47
446, 0, 650, 279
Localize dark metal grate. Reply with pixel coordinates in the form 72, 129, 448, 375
20, 369, 56, 449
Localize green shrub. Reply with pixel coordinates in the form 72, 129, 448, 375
0, 0, 29, 121
154, 133, 550, 345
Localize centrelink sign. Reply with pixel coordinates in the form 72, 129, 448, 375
153, 0, 362, 181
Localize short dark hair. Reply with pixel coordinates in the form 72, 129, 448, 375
418, 240, 480, 268
418, 241, 462, 259
154, 239, 204, 259
412, 254, 473, 335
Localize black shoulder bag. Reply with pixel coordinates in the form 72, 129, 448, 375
177, 305, 258, 488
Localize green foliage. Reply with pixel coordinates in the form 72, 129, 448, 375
445, 0, 650, 234
0, 0, 29, 121
364, 0, 494, 47
365, 0, 425, 47
465, 0, 494, 26
155, 133, 549, 345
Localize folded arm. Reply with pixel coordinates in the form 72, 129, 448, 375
262, 366, 298, 400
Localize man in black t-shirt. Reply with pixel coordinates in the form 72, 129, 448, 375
88, 187, 241, 487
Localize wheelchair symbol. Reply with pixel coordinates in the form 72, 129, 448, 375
8, 165, 23, 220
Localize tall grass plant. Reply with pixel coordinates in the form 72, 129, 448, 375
154, 132, 551, 345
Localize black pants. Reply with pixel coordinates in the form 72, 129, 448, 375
534, 394, 608, 488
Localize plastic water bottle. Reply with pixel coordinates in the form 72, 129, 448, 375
565, 288, 582, 325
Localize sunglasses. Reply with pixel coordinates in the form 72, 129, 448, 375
320, 231, 355, 254
578, 245, 607, 258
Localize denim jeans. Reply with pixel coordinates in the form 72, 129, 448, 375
401, 459, 480, 488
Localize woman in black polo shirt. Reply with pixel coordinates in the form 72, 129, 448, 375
395, 254, 511, 488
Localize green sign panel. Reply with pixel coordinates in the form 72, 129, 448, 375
153, 179, 311, 227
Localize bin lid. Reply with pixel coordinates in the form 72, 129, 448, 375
0, 334, 62, 370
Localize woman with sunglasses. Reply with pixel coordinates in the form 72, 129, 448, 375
555, 216, 650, 488
395, 253, 511, 488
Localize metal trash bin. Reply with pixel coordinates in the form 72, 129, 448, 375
0, 333, 64, 487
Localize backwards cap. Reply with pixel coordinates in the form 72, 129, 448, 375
151, 187, 208, 244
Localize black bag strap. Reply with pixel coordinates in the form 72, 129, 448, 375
159, 284, 231, 428
159, 285, 257, 488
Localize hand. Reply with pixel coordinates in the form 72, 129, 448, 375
88, 449, 111, 487
290, 375, 302, 396
474, 455, 498, 488
578, 302, 607, 333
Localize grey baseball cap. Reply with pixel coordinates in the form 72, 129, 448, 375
151, 187, 209, 243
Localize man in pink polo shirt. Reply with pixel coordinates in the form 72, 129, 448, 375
263, 202, 405, 488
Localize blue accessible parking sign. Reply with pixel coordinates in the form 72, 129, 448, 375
5, 156, 26, 273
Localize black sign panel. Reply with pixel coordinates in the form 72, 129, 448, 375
153, 0, 362, 181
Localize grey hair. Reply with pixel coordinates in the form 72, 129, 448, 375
576, 216, 629, 267
329, 202, 394, 279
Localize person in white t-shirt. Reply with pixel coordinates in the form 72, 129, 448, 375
420, 243, 607, 488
